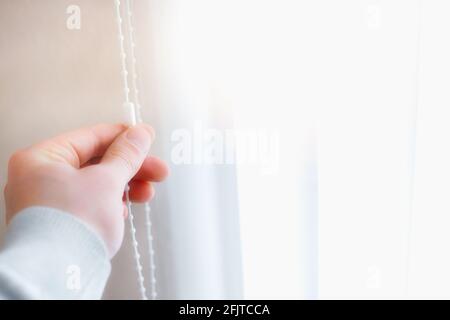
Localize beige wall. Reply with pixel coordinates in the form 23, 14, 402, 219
0, 0, 153, 299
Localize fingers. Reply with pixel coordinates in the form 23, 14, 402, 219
133, 156, 169, 182
120, 156, 167, 204
100, 124, 155, 186
123, 180, 154, 203
32, 123, 127, 168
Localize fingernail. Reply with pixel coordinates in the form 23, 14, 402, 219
126, 125, 153, 150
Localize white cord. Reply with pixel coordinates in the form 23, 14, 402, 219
126, 186, 148, 300
114, 0, 147, 300
123, 0, 158, 300
144, 202, 158, 299
124, 0, 143, 123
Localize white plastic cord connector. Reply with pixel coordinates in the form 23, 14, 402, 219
123, 102, 137, 126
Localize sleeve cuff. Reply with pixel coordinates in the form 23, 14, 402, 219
0, 206, 111, 299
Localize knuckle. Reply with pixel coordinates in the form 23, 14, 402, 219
8, 149, 30, 170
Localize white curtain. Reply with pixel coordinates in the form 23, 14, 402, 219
104, 0, 317, 299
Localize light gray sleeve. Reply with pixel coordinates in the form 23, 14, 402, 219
0, 206, 111, 299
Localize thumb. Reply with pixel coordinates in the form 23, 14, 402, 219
100, 124, 154, 186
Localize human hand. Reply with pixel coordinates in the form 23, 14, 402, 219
4, 123, 169, 258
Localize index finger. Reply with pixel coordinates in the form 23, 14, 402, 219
32, 123, 128, 168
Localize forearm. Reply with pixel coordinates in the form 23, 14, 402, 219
0, 207, 110, 299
